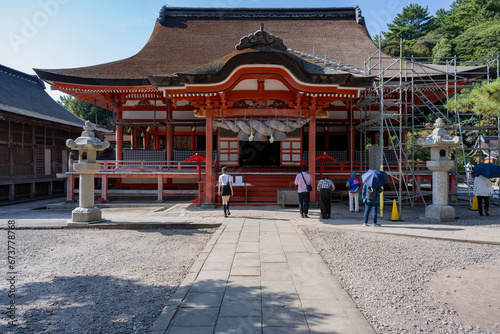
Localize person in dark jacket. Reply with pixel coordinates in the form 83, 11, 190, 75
361, 183, 383, 226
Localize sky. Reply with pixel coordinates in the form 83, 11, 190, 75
0, 0, 455, 102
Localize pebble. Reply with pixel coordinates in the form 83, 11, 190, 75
305, 224, 500, 334
0, 228, 213, 334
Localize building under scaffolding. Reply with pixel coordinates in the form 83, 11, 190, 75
353, 49, 499, 214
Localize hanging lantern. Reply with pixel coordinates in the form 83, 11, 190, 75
269, 134, 275, 143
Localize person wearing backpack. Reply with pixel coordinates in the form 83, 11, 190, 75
361, 183, 383, 226
294, 165, 312, 218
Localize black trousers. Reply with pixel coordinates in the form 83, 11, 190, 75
477, 196, 489, 215
298, 192, 310, 215
319, 188, 332, 218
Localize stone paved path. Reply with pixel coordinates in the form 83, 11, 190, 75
149, 215, 375, 334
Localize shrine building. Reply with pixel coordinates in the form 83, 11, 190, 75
35, 6, 484, 205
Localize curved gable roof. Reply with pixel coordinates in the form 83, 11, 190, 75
35, 7, 377, 87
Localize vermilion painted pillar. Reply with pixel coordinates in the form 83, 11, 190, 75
308, 117, 316, 203
205, 111, 213, 204
166, 124, 173, 161
116, 125, 123, 162
116, 109, 123, 162
155, 135, 159, 150
144, 132, 150, 150
348, 105, 353, 163
132, 128, 138, 150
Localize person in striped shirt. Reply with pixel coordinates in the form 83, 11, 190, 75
317, 177, 335, 219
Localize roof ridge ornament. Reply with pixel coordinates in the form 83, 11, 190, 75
235, 24, 287, 51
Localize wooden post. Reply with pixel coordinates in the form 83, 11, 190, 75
308, 117, 316, 203
144, 132, 149, 150
67, 174, 75, 201
101, 174, 108, 201
132, 128, 138, 150
116, 125, 123, 162
155, 135, 159, 150
166, 125, 173, 162
205, 111, 214, 204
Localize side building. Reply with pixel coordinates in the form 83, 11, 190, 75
0, 64, 85, 202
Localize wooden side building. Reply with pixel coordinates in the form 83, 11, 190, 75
0, 65, 85, 202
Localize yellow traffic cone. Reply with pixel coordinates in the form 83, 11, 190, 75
471, 196, 478, 211
390, 199, 401, 221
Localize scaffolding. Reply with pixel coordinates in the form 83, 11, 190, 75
354, 49, 499, 215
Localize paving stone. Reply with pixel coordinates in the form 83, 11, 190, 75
168, 326, 215, 334
173, 308, 219, 327
215, 316, 262, 334
262, 307, 308, 327
181, 292, 224, 308
262, 326, 310, 334
220, 297, 261, 317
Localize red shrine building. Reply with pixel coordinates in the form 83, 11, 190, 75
35, 7, 483, 205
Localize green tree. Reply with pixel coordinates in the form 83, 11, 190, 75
384, 4, 434, 42
453, 19, 500, 58
445, 78, 500, 117
435, 0, 500, 39
58, 95, 114, 128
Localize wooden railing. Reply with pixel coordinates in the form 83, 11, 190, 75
69, 160, 216, 173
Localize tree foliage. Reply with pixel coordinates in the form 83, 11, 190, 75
58, 95, 114, 128
445, 78, 500, 117
380, 0, 500, 60
384, 4, 434, 42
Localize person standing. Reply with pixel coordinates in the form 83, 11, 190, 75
218, 166, 234, 218
361, 183, 383, 226
346, 171, 361, 213
294, 165, 312, 218
473, 174, 493, 216
317, 177, 335, 219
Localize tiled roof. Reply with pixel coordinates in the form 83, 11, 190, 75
0, 64, 85, 127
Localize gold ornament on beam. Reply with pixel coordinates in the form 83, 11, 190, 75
316, 108, 328, 118
194, 108, 207, 118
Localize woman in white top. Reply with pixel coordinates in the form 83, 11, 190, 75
473, 174, 493, 216
218, 166, 234, 217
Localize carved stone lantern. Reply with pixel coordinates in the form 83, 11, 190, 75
66, 121, 110, 223
417, 118, 461, 220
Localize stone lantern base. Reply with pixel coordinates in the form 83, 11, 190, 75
68, 206, 106, 225
425, 205, 456, 221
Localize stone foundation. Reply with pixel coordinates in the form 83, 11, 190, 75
425, 205, 456, 221
70, 206, 105, 223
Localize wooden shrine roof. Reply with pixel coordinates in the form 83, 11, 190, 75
34, 7, 378, 88
0, 64, 85, 128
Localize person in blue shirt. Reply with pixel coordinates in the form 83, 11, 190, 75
361, 183, 383, 226
346, 172, 361, 213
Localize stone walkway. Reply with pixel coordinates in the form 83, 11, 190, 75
1, 199, 499, 333
149, 215, 374, 334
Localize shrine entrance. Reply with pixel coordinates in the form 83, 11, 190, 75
240, 141, 281, 167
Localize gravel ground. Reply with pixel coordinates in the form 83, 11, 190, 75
304, 227, 500, 333
0, 228, 214, 334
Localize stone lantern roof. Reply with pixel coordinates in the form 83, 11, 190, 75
417, 118, 461, 148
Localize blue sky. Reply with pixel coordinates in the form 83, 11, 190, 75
1, 0, 454, 101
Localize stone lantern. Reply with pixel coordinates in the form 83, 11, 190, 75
417, 118, 461, 220
66, 121, 110, 223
